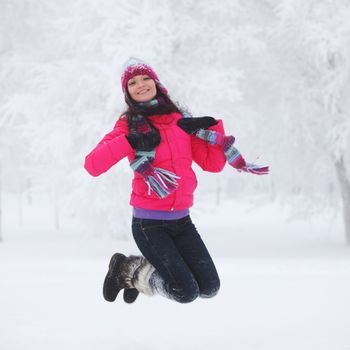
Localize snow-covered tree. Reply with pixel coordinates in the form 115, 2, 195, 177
269, 0, 350, 242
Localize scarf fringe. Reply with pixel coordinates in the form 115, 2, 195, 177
240, 163, 270, 175
145, 168, 181, 198
131, 154, 181, 199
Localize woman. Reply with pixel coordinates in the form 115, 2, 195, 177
84, 57, 268, 304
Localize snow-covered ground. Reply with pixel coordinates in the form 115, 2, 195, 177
1, 199, 350, 350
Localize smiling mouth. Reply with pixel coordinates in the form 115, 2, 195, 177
137, 89, 150, 94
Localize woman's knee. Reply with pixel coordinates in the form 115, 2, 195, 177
199, 278, 221, 298
170, 282, 200, 304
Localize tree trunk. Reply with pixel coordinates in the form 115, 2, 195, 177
26, 178, 32, 205
18, 182, 23, 226
334, 155, 350, 245
54, 203, 60, 231
0, 162, 2, 242
53, 187, 60, 231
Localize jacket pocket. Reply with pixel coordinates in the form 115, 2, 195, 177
132, 177, 158, 198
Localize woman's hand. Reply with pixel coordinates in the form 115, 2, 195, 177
125, 132, 161, 151
177, 116, 218, 134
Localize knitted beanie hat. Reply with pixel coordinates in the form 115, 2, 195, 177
121, 57, 168, 96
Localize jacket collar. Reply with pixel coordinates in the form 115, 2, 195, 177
147, 113, 179, 128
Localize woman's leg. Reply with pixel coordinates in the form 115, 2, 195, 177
170, 216, 221, 298
132, 217, 200, 303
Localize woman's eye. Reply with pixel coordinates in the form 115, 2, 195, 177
143, 77, 150, 80
128, 81, 135, 86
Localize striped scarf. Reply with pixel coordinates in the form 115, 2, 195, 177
129, 100, 269, 199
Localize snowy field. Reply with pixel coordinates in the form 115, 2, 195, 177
1, 199, 350, 350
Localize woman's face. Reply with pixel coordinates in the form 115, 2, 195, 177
127, 74, 157, 102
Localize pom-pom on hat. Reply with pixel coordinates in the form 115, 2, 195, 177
121, 57, 168, 96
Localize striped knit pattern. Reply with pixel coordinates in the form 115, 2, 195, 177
130, 150, 180, 199
195, 131, 243, 168
195, 129, 268, 173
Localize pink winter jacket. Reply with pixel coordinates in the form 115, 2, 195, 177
84, 112, 226, 211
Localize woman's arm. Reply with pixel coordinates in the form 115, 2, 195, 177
84, 117, 134, 177
191, 119, 227, 172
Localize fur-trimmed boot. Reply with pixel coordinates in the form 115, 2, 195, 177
103, 253, 155, 303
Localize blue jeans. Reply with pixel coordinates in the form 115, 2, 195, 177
132, 215, 220, 303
